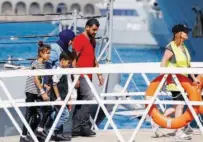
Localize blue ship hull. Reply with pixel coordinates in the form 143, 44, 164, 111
158, 0, 203, 61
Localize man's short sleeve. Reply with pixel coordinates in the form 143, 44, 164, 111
73, 36, 83, 53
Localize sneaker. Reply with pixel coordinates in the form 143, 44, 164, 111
184, 126, 193, 135
175, 130, 192, 140
151, 119, 160, 137
19, 136, 29, 142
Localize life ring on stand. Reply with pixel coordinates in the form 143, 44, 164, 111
145, 74, 201, 129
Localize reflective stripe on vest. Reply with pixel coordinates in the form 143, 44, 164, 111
166, 41, 191, 91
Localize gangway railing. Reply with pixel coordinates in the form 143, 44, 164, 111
0, 63, 203, 142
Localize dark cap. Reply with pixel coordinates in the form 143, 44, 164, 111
172, 24, 192, 34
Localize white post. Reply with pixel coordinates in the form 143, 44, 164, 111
97, 41, 110, 62
59, 15, 63, 32
68, 20, 74, 30
0, 79, 39, 142
107, 0, 113, 63
44, 75, 80, 142
104, 73, 134, 130
172, 74, 203, 134
84, 75, 125, 142
128, 74, 168, 142
73, 9, 77, 34
0, 98, 22, 134
141, 73, 165, 112
97, 18, 108, 57
113, 47, 140, 92
92, 74, 110, 130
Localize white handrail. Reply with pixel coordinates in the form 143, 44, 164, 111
1, 63, 203, 142
1, 62, 203, 78
1, 99, 203, 108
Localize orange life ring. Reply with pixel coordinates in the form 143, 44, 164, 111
196, 75, 203, 114
146, 74, 201, 129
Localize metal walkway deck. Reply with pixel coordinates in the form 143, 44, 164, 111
0, 129, 202, 142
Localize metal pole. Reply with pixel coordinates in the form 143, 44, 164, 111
97, 41, 110, 61
173, 74, 203, 134
97, 16, 108, 57
92, 74, 110, 130
104, 73, 134, 130
107, 0, 113, 63
73, 9, 77, 35
0, 98, 22, 134
0, 79, 39, 142
45, 75, 80, 142
128, 74, 168, 142
84, 75, 125, 142
59, 15, 63, 32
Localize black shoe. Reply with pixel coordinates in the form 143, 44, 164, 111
35, 130, 47, 140
72, 131, 81, 137
62, 132, 72, 139
26, 134, 35, 142
80, 128, 96, 137
52, 134, 71, 141
52, 130, 71, 141
19, 136, 29, 142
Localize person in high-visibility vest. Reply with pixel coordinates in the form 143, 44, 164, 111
153, 24, 200, 140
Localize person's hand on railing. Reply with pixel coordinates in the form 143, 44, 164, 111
41, 93, 49, 101
44, 84, 51, 94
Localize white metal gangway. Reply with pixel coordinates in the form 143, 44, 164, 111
0, 63, 203, 142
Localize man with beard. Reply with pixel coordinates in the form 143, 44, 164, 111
72, 18, 104, 137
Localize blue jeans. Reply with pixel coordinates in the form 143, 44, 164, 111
52, 106, 69, 130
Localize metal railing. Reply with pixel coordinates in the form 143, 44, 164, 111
0, 63, 203, 142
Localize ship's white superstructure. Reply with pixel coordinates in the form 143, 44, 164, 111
70, 0, 171, 47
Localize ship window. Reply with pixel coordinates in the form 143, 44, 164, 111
113, 9, 139, 16
100, 9, 138, 16
100, 9, 108, 15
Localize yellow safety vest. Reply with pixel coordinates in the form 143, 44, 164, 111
166, 41, 191, 91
